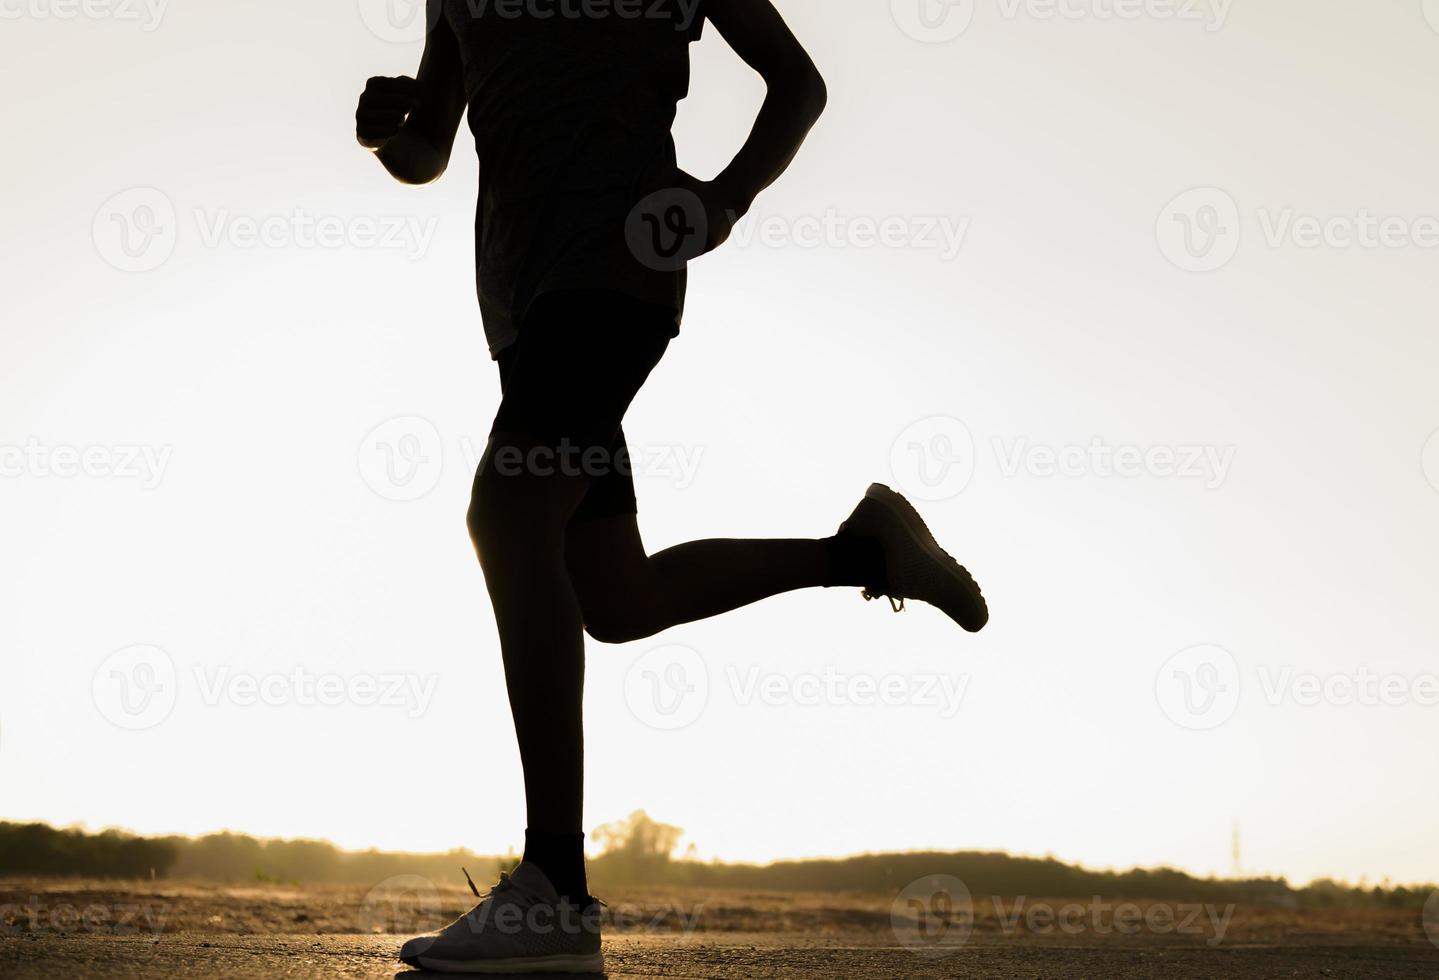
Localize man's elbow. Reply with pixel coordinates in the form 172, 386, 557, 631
392, 164, 447, 187
770, 60, 827, 123
802, 69, 828, 122
377, 130, 449, 186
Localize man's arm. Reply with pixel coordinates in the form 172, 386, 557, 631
356, 3, 467, 185
699, 0, 827, 231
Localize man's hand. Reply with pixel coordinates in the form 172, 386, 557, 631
356, 76, 422, 150
673, 170, 752, 256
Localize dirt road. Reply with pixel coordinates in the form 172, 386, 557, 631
5, 932, 1439, 978
3, 878, 1437, 977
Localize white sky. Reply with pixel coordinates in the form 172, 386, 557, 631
3, 0, 1439, 887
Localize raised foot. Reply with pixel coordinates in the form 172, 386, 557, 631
838, 483, 988, 633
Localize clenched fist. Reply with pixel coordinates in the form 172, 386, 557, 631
356, 75, 421, 150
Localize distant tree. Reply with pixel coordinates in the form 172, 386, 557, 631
588, 811, 683, 886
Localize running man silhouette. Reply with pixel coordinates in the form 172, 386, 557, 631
357, 0, 987, 972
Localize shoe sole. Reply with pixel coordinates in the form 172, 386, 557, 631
865, 483, 988, 632
413, 951, 604, 974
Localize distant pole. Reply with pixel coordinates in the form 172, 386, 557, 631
1230, 819, 1241, 877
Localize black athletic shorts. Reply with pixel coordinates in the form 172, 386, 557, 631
492, 288, 677, 523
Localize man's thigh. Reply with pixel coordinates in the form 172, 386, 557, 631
565, 513, 655, 624
493, 289, 673, 452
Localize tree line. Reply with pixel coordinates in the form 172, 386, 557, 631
1, 815, 1430, 911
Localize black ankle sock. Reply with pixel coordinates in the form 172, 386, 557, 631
820, 534, 883, 588
522, 829, 588, 902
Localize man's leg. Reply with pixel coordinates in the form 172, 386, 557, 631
567, 513, 879, 644
469, 289, 676, 901
467, 434, 592, 897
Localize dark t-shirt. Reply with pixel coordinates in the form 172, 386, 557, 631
441, 0, 706, 356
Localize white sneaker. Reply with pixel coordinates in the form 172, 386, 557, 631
398, 862, 603, 975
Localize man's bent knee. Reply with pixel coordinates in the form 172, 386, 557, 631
580, 606, 663, 645
582, 619, 651, 645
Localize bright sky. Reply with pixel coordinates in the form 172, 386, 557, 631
3, 0, 1438, 888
